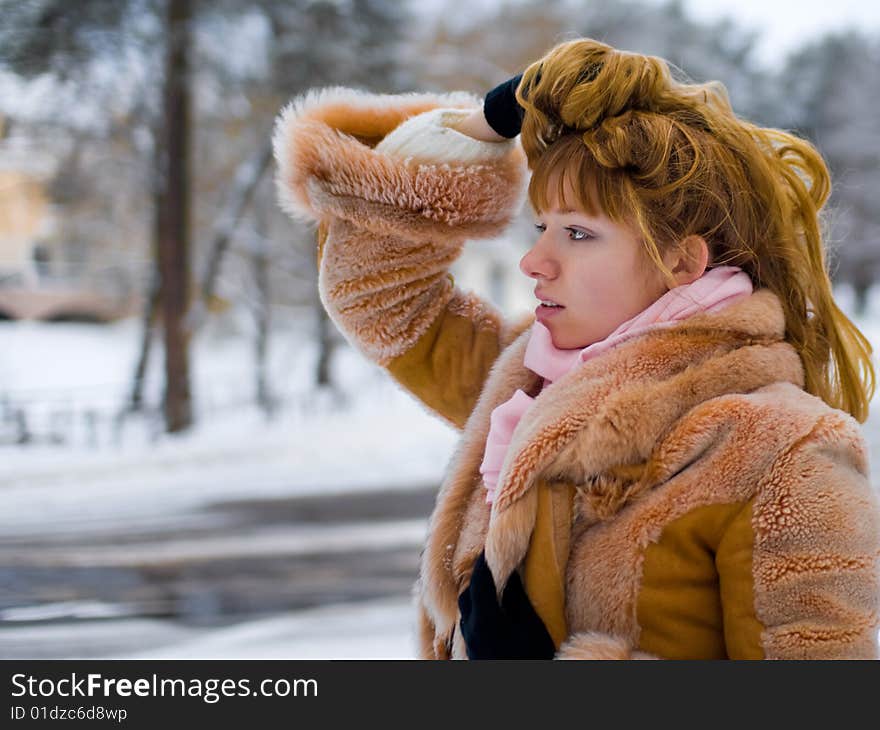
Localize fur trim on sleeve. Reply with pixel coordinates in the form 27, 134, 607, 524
272, 86, 528, 241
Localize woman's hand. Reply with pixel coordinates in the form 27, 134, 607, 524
449, 108, 508, 142
457, 550, 556, 660
450, 73, 526, 142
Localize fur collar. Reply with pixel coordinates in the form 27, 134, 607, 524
418, 287, 806, 645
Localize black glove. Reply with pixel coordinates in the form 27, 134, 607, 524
457, 549, 556, 659
483, 73, 525, 139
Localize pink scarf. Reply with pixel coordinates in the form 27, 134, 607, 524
479, 266, 754, 504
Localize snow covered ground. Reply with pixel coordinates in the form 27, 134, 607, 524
0, 596, 419, 660
0, 314, 459, 531
1, 284, 879, 659
124, 596, 419, 660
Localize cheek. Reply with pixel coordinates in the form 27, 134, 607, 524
635, 259, 668, 303
569, 252, 662, 316
576, 257, 631, 301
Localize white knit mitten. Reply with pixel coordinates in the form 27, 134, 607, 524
375, 107, 513, 165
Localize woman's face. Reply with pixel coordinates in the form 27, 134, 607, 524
520, 180, 669, 350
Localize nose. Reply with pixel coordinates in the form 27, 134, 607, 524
519, 236, 559, 280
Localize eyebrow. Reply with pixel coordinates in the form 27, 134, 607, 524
540, 208, 584, 216
534, 207, 578, 215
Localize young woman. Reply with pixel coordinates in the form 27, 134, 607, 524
273, 38, 880, 659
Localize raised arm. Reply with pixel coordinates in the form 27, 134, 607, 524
273, 87, 532, 429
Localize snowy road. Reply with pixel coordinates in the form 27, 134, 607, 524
0, 484, 438, 659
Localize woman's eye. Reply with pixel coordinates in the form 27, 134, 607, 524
566, 228, 591, 241
533, 223, 593, 241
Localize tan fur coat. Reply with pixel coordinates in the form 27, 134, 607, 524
274, 87, 880, 660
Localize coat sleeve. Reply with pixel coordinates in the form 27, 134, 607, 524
273, 88, 531, 429
554, 411, 880, 661
720, 411, 880, 659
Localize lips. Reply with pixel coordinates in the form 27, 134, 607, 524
534, 290, 565, 324
535, 304, 563, 323
534, 290, 564, 308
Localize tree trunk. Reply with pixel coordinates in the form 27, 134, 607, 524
128, 113, 165, 415
253, 216, 273, 418
158, 0, 193, 433
310, 235, 333, 388
127, 265, 160, 413
851, 260, 873, 318
315, 303, 333, 388
200, 141, 273, 313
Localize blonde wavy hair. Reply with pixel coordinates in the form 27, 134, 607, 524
515, 38, 875, 423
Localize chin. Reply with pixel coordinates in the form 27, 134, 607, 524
552, 333, 586, 350
549, 324, 599, 350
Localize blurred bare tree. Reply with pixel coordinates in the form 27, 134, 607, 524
1, 0, 196, 431
0, 0, 413, 427
414, 0, 765, 113
771, 31, 880, 316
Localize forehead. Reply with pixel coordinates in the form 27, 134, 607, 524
536, 169, 599, 217
547, 169, 575, 204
